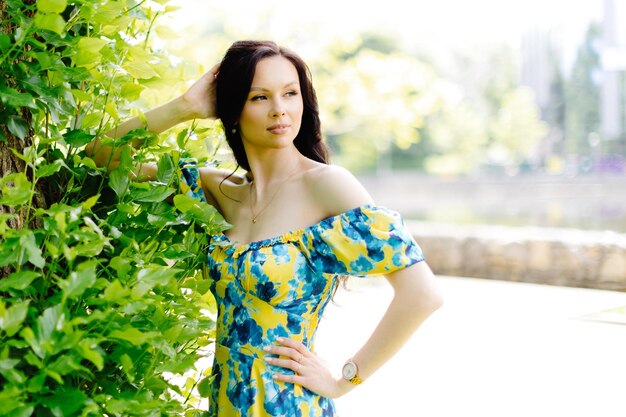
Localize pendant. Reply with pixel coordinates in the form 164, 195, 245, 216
252, 218, 257, 224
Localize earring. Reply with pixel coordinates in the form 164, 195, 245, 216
231, 128, 237, 134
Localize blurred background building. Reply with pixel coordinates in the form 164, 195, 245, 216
521, 0, 626, 175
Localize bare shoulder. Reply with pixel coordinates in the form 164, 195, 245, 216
198, 166, 247, 186
197, 166, 248, 209
302, 164, 374, 216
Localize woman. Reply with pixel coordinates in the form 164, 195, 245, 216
87, 40, 443, 416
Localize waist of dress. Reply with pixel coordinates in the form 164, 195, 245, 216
217, 335, 313, 360
216, 342, 267, 360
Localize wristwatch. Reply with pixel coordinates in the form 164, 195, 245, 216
341, 359, 363, 385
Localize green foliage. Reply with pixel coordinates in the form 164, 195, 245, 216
306, 35, 548, 175
312, 41, 439, 172
0, 0, 225, 414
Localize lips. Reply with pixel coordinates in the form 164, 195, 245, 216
267, 124, 290, 134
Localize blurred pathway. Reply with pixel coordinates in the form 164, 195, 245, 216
315, 276, 626, 417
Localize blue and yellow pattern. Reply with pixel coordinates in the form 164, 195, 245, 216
180, 165, 425, 416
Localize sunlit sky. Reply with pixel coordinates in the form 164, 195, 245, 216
165, 0, 603, 68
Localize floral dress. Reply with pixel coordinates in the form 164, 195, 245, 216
180, 165, 425, 416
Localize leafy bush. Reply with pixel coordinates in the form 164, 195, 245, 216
0, 0, 225, 415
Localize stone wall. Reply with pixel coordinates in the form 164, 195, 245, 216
407, 221, 626, 291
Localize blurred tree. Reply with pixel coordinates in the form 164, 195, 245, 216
564, 22, 600, 158
312, 35, 446, 172
487, 87, 549, 171
422, 101, 489, 176
544, 46, 567, 165
419, 44, 547, 175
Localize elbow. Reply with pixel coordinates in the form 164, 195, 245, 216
409, 282, 444, 319
426, 287, 444, 315
84, 140, 103, 166
84, 140, 114, 171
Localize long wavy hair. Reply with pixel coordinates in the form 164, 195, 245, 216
215, 40, 328, 171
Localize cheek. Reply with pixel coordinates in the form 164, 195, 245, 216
239, 107, 262, 129
291, 100, 304, 120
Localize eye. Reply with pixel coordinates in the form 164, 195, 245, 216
285, 90, 299, 97
251, 95, 267, 101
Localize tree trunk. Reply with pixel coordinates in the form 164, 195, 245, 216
1, 0, 51, 277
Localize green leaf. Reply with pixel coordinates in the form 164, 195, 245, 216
77, 156, 99, 170
70, 88, 92, 102
108, 168, 129, 198
33, 12, 66, 35
36, 0, 67, 13
44, 389, 87, 417
27, 372, 46, 393
0, 271, 40, 291
157, 154, 175, 183
0, 173, 34, 207
59, 261, 97, 300
63, 129, 95, 147
109, 327, 148, 345
81, 194, 100, 210
176, 129, 188, 149
7, 116, 29, 140
20, 231, 45, 268
174, 194, 228, 227
77, 339, 104, 370
73, 37, 108, 67
123, 60, 159, 79
102, 280, 130, 303
0, 238, 23, 266
120, 82, 145, 100
36, 304, 63, 342
196, 376, 213, 398
36, 160, 64, 178
0, 386, 26, 415
0, 87, 36, 109
5, 405, 33, 417
132, 185, 174, 202
0, 34, 10, 52
78, 111, 104, 128
109, 257, 132, 278
0, 300, 30, 337
131, 266, 180, 298
119, 353, 135, 382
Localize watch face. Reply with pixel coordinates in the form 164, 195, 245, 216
342, 362, 357, 380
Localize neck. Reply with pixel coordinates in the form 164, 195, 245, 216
246, 147, 303, 192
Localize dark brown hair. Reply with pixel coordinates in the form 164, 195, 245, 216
215, 40, 328, 171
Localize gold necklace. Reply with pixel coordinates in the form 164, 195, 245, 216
249, 166, 298, 224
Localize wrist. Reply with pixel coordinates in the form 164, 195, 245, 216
341, 359, 364, 385
331, 376, 355, 399
171, 95, 198, 122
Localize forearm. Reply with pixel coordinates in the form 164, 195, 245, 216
345, 263, 443, 389
85, 96, 195, 170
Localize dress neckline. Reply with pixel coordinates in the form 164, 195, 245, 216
219, 203, 377, 249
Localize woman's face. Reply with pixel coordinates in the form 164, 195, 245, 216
239, 56, 304, 151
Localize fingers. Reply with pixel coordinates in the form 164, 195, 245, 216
264, 337, 310, 377
275, 337, 309, 356
264, 356, 302, 373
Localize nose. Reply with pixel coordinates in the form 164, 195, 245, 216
271, 99, 286, 118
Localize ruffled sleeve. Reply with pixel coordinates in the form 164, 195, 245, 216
302, 205, 425, 277
178, 158, 206, 202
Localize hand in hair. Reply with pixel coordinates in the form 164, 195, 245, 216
182, 63, 220, 120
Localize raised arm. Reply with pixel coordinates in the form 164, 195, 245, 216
84, 65, 220, 178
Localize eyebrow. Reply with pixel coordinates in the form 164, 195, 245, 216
249, 81, 299, 92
